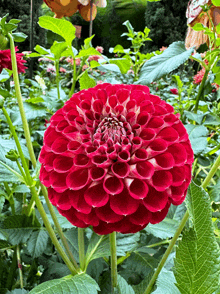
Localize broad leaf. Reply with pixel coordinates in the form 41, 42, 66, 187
117, 275, 135, 294
79, 71, 96, 90
27, 230, 49, 258
38, 16, 76, 45
145, 218, 179, 239
185, 125, 208, 155
137, 41, 194, 84
85, 233, 110, 265
152, 268, 180, 294
117, 233, 140, 256
174, 182, 220, 294
0, 69, 12, 82
77, 48, 101, 58
109, 58, 131, 74
0, 215, 40, 246
29, 273, 100, 294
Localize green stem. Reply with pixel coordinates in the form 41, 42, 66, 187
194, 69, 209, 114
78, 228, 85, 271
16, 245, 23, 288
2, 108, 79, 275
8, 33, 79, 270
55, 60, 60, 99
144, 153, 220, 294
110, 231, 118, 293
29, 185, 78, 275
69, 58, 77, 98
16, 160, 27, 182
6, 248, 17, 290
8, 33, 37, 168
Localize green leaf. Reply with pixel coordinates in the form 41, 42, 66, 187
123, 20, 134, 33
212, 0, 220, 6
77, 48, 101, 58
109, 58, 131, 74
27, 230, 49, 258
50, 42, 68, 60
0, 138, 30, 182
145, 218, 179, 239
137, 41, 195, 84
117, 233, 140, 256
25, 97, 45, 104
0, 215, 40, 246
38, 16, 76, 45
185, 125, 208, 155
0, 69, 12, 82
0, 195, 5, 213
174, 182, 220, 294
79, 71, 96, 90
12, 32, 27, 42
117, 275, 135, 294
152, 268, 180, 294
0, 240, 10, 249
29, 273, 100, 294
85, 233, 110, 265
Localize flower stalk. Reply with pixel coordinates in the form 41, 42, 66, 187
144, 153, 220, 294
8, 32, 79, 271
78, 228, 85, 271
110, 231, 118, 293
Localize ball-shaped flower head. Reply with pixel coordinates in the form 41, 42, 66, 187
43, 0, 79, 18
0, 47, 27, 74
39, 83, 194, 235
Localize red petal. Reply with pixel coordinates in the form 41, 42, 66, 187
129, 204, 150, 226
50, 171, 68, 193
110, 187, 139, 216
90, 167, 106, 181
53, 155, 73, 173
112, 162, 130, 178
57, 207, 88, 228
68, 189, 92, 214
84, 183, 109, 207
170, 166, 186, 186
96, 202, 123, 223
39, 165, 51, 187
116, 89, 130, 104
51, 137, 69, 154
167, 143, 187, 166
149, 201, 171, 224
151, 170, 173, 191
157, 127, 179, 143
133, 161, 153, 180
128, 179, 148, 199
143, 185, 169, 212
66, 169, 89, 190
53, 190, 72, 210
152, 152, 175, 170
75, 209, 99, 226
103, 176, 124, 195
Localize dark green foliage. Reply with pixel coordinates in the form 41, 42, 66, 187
0, 0, 46, 52
144, 0, 189, 51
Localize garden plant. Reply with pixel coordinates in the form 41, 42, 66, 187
1, 0, 220, 293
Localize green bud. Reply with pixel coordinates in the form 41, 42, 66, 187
0, 33, 9, 50
5, 150, 20, 161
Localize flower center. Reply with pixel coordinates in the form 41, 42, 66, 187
94, 116, 127, 143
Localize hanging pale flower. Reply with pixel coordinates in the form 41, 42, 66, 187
39, 83, 193, 235
43, 0, 107, 20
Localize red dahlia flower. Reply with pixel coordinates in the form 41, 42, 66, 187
0, 46, 27, 74
39, 83, 193, 235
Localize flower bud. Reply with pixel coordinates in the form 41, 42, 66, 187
0, 33, 9, 50
5, 150, 20, 161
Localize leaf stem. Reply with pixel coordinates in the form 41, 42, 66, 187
16, 245, 23, 288
78, 228, 85, 271
144, 153, 220, 294
110, 231, 118, 292
55, 60, 61, 100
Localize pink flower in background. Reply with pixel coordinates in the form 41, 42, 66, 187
39, 83, 193, 235
0, 46, 27, 74
60, 67, 66, 73
160, 46, 167, 52
170, 88, 178, 95
88, 55, 103, 62
47, 64, 56, 73
193, 67, 206, 84
95, 46, 104, 54
127, 69, 134, 75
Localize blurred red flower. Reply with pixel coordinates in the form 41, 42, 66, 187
170, 88, 178, 95
39, 83, 193, 235
0, 46, 27, 74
